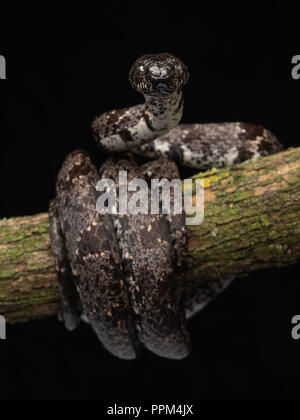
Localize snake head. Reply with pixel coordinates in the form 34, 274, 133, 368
129, 53, 189, 96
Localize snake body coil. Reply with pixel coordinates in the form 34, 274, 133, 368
93, 53, 282, 169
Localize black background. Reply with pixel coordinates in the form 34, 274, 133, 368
1, 3, 300, 400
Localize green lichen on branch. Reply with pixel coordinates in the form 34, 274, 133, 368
0, 214, 60, 323
1, 147, 300, 324
187, 147, 300, 283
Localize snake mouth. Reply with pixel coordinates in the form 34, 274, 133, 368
133, 80, 183, 96
129, 53, 189, 96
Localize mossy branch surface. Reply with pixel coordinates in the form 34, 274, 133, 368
1, 147, 300, 323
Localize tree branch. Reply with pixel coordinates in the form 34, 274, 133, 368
1, 147, 300, 324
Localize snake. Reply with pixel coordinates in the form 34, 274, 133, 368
92, 53, 282, 169
50, 53, 283, 360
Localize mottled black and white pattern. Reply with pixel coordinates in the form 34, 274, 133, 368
185, 277, 236, 320
100, 155, 190, 359
93, 53, 282, 168
133, 122, 283, 170
92, 54, 187, 153
50, 151, 190, 360
92, 53, 283, 324
50, 53, 284, 361
50, 150, 138, 360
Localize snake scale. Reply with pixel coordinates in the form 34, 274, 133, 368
50, 53, 283, 360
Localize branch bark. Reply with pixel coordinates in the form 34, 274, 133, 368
1, 147, 300, 324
